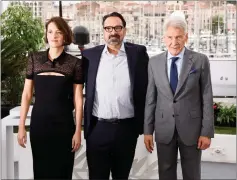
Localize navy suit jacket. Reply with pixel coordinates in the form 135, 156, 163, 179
82, 42, 149, 139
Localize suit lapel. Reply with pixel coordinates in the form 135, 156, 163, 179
89, 46, 104, 98
160, 52, 173, 99
125, 43, 136, 89
174, 49, 193, 97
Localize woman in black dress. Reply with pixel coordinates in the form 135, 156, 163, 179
17, 16, 84, 179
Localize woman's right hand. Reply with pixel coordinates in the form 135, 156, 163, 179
17, 125, 27, 148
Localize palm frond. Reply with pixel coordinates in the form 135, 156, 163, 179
1, 37, 27, 77
1, 37, 26, 60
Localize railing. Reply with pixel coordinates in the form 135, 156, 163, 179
1, 106, 236, 179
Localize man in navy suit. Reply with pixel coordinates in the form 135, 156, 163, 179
82, 12, 149, 179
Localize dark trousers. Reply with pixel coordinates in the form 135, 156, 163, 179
156, 128, 202, 180
86, 116, 138, 179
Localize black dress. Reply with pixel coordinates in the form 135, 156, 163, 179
26, 49, 83, 179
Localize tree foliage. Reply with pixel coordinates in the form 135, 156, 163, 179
1, 5, 44, 52
1, 37, 27, 79
1, 5, 44, 105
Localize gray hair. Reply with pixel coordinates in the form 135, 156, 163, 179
163, 15, 188, 34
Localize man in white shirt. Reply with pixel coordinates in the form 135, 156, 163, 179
82, 12, 149, 179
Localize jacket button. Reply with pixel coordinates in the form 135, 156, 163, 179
172, 114, 175, 117
173, 100, 177, 103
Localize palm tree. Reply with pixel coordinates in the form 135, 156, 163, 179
1, 37, 27, 80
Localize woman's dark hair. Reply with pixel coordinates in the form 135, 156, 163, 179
102, 12, 126, 27
45, 16, 72, 45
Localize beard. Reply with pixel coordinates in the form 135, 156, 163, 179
107, 34, 121, 45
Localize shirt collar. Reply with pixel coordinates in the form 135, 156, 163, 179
103, 42, 126, 55
167, 47, 186, 60
39, 48, 66, 64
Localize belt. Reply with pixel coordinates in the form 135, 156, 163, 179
94, 116, 134, 124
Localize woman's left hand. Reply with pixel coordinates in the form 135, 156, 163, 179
72, 130, 81, 152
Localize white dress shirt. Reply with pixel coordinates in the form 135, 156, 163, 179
92, 43, 134, 119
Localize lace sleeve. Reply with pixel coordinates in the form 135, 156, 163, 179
26, 53, 34, 79
73, 58, 84, 84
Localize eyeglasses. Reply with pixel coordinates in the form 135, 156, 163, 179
103, 26, 124, 33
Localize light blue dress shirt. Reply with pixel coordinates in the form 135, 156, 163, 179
167, 47, 186, 82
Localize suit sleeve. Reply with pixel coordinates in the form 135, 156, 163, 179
144, 58, 157, 135
140, 46, 149, 94
200, 54, 214, 138
136, 46, 149, 134
81, 51, 89, 85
